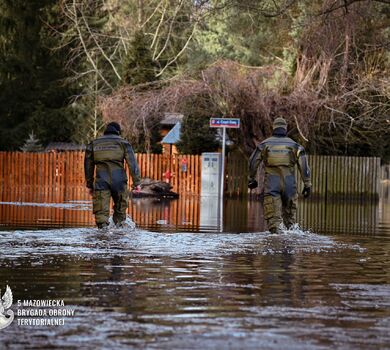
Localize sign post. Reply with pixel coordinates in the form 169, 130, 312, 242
210, 118, 240, 231
210, 118, 241, 198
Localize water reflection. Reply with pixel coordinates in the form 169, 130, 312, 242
200, 196, 222, 231
297, 198, 381, 235
130, 197, 201, 231
0, 227, 389, 349
0, 200, 93, 228
0, 184, 389, 235
0, 186, 389, 348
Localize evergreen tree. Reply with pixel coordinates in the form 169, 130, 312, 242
122, 31, 158, 85
0, 1, 75, 150
176, 114, 219, 155
20, 131, 43, 152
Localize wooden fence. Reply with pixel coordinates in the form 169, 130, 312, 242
226, 151, 248, 197
0, 151, 383, 228
250, 155, 381, 199
305, 155, 381, 198
382, 164, 390, 181
0, 152, 382, 202
0, 152, 201, 202
135, 153, 201, 195
0, 151, 201, 227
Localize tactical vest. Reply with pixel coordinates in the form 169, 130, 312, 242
263, 142, 298, 168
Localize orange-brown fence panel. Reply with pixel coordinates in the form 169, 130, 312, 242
226, 151, 248, 197
0, 152, 382, 202
0, 151, 202, 227
0, 152, 202, 199
0, 151, 383, 228
133, 153, 201, 195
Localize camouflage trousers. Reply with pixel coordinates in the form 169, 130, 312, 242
263, 194, 298, 233
93, 190, 128, 228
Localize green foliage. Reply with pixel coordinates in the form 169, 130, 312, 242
190, 0, 292, 69
70, 101, 105, 145
0, 0, 76, 150
131, 126, 162, 154
122, 31, 158, 85
0, 0, 388, 160
177, 115, 219, 155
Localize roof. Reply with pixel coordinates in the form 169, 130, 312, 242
45, 142, 85, 152
161, 122, 181, 144
160, 113, 184, 126
160, 122, 234, 146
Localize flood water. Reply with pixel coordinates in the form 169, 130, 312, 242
0, 184, 389, 349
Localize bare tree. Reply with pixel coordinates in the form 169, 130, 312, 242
55, 0, 212, 143
56, 0, 389, 156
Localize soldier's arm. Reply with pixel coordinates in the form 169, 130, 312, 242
84, 143, 95, 189
123, 141, 141, 187
248, 145, 263, 179
297, 146, 312, 187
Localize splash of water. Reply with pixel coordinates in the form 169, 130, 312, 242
106, 216, 136, 231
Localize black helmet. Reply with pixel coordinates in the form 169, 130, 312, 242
104, 122, 121, 135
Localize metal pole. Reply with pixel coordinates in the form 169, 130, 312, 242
219, 127, 226, 232
220, 127, 226, 198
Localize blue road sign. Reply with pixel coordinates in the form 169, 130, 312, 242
210, 118, 240, 128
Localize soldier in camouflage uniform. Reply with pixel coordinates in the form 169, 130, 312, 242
248, 117, 311, 234
84, 122, 141, 229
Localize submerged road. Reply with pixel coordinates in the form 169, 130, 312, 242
0, 225, 389, 349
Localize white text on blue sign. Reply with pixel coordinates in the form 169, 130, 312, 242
210, 118, 240, 128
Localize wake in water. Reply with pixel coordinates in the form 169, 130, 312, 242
265, 223, 316, 236
247, 223, 366, 256
0, 220, 366, 261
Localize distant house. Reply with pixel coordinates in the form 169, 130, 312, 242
45, 142, 85, 152
160, 113, 183, 155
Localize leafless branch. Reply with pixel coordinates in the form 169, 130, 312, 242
79, 7, 122, 81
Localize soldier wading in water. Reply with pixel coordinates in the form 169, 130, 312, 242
84, 122, 141, 229
248, 117, 312, 234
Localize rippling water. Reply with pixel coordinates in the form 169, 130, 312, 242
0, 184, 389, 349
0, 221, 389, 349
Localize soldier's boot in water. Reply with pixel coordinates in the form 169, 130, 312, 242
97, 222, 109, 231
269, 226, 284, 234
115, 221, 125, 229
